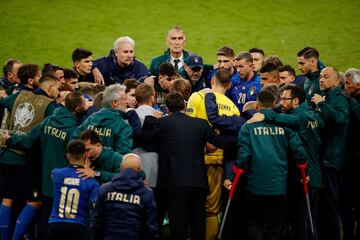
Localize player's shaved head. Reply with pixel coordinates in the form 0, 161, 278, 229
121, 153, 141, 172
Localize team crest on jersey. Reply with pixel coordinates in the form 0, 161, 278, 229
250, 87, 256, 96
13, 103, 35, 129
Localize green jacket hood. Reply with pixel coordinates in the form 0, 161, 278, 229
87, 107, 125, 127
48, 106, 79, 128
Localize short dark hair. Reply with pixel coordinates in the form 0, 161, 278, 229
217, 46, 235, 58
158, 62, 177, 77
135, 83, 155, 104
39, 74, 58, 84
17, 64, 40, 85
67, 139, 86, 160
165, 92, 185, 113
264, 55, 283, 69
249, 48, 265, 56
3, 59, 21, 76
63, 68, 78, 80
280, 84, 306, 104
279, 65, 296, 77
123, 78, 140, 93
235, 52, 253, 63
257, 90, 276, 108
297, 47, 319, 59
260, 62, 278, 74
65, 91, 84, 112
79, 129, 101, 144
214, 68, 231, 86
72, 48, 93, 62
42, 63, 63, 76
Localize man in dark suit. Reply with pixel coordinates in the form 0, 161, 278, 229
142, 92, 235, 240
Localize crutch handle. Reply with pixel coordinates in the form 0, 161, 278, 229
296, 163, 308, 193
230, 165, 244, 199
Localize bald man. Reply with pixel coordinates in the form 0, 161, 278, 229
312, 67, 350, 240
121, 153, 142, 171
91, 153, 159, 240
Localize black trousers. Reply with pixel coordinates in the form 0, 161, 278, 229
288, 179, 319, 240
354, 167, 360, 240
47, 222, 87, 240
245, 191, 287, 240
221, 176, 248, 240
318, 166, 340, 240
340, 167, 357, 240
154, 187, 167, 238
38, 196, 53, 240
165, 187, 207, 240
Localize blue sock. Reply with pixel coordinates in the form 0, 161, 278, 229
0, 204, 12, 240
12, 204, 38, 240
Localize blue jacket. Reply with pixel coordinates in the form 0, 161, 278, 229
93, 50, 149, 86
91, 168, 159, 240
0, 76, 16, 90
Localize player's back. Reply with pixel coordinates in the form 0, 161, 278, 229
186, 91, 240, 164
49, 166, 99, 225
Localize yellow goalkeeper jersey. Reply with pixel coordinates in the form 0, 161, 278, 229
186, 92, 240, 164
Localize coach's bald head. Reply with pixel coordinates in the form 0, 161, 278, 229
121, 153, 141, 172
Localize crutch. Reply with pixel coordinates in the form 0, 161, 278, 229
217, 165, 244, 240
297, 163, 316, 239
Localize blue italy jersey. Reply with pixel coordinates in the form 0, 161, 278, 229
231, 73, 261, 112
49, 166, 99, 225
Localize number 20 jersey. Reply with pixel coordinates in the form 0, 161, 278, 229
49, 166, 99, 225
230, 74, 261, 112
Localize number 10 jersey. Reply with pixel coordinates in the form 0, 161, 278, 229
49, 165, 99, 225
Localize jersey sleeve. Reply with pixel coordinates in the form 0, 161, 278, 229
186, 92, 203, 117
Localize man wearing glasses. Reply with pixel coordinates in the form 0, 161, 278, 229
249, 84, 323, 240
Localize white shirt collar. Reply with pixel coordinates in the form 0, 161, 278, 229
170, 54, 184, 69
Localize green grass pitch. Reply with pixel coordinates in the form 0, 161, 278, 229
0, 0, 359, 72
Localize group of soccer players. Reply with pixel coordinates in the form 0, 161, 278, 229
0, 26, 359, 240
